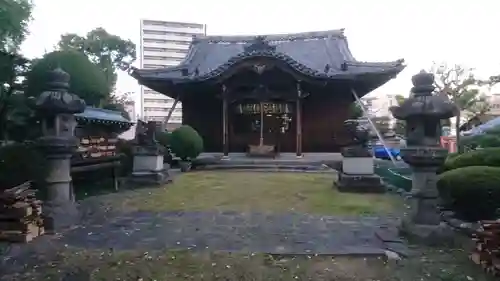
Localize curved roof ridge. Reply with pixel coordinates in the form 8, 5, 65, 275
192, 29, 346, 44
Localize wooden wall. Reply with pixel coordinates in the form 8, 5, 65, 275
182, 91, 352, 153
302, 93, 352, 152
182, 94, 223, 152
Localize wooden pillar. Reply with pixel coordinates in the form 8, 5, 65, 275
164, 96, 180, 125
296, 82, 303, 157
222, 85, 229, 158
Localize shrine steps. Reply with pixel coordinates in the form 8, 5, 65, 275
193, 163, 334, 173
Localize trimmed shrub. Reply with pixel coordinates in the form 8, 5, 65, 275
443, 147, 500, 171
437, 152, 462, 174
437, 166, 500, 221
169, 125, 203, 161
0, 142, 47, 190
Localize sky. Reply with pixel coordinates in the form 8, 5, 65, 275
20, 0, 500, 109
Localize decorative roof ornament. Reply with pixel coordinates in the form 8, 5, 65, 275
243, 36, 276, 53
252, 64, 266, 75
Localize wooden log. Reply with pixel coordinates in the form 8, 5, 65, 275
0, 230, 37, 243
0, 218, 43, 231
0, 205, 32, 219
38, 226, 44, 236
471, 252, 482, 265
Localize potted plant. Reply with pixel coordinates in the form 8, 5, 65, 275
169, 125, 203, 172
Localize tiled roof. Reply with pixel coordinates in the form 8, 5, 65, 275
132, 29, 404, 82
75, 107, 132, 124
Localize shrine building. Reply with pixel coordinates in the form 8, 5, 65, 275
129, 29, 405, 156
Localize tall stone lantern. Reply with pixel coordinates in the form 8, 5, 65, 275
390, 70, 459, 244
33, 68, 86, 232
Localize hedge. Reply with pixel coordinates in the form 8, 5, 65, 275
443, 148, 500, 171
437, 166, 500, 221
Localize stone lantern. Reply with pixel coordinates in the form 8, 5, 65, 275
337, 119, 385, 193
390, 70, 459, 244
33, 68, 86, 232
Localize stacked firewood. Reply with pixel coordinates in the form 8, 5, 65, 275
470, 220, 500, 277
0, 182, 44, 243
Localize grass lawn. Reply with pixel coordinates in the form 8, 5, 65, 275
2, 245, 495, 281
110, 171, 403, 215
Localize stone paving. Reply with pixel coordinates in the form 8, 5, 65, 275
0, 208, 409, 277
67, 209, 405, 256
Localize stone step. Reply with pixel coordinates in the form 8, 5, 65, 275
198, 168, 336, 174
195, 164, 333, 172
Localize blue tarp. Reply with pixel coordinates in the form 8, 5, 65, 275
466, 116, 500, 136
373, 146, 400, 159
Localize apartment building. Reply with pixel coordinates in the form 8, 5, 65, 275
139, 19, 206, 125
118, 100, 137, 140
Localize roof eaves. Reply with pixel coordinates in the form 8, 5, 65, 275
192, 29, 346, 44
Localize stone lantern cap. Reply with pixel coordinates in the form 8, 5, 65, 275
34, 68, 86, 115
390, 70, 459, 120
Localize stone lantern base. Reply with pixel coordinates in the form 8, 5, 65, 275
128, 145, 171, 186
336, 147, 385, 193
37, 136, 81, 233
399, 219, 456, 246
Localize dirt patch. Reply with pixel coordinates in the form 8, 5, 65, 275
0, 244, 494, 281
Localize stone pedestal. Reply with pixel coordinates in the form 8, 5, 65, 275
337, 147, 385, 193
37, 136, 80, 233
128, 145, 171, 186
398, 147, 453, 245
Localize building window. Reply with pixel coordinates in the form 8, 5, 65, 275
142, 20, 204, 30
143, 47, 188, 53
143, 30, 168, 35
144, 98, 169, 104
143, 38, 191, 45
143, 64, 166, 69
144, 107, 170, 112
143, 30, 199, 38
143, 55, 184, 62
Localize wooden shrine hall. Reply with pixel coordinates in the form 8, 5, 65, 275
128, 29, 405, 156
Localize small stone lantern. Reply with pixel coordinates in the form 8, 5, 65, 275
33, 68, 86, 232
337, 119, 385, 193
390, 70, 459, 244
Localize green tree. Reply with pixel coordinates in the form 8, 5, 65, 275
24, 50, 108, 106
101, 92, 132, 120
431, 63, 491, 152
392, 94, 406, 136
57, 28, 136, 93
0, 0, 33, 141
0, 0, 33, 53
